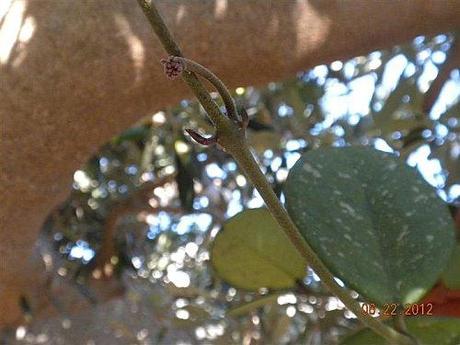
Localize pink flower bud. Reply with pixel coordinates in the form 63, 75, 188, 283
160, 56, 184, 79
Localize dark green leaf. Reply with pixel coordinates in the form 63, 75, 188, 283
284, 147, 455, 305
211, 208, 307, 290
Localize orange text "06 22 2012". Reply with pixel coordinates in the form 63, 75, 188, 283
360, 303, 433, 316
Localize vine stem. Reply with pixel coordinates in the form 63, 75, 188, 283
136, 0, 223, 127
166, 56, 240, 123
136, 1, 415, 344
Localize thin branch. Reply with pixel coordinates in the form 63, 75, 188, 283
137, 0, 223, 127
136, 1, 416, 344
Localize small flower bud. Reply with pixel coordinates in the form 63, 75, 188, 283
160, 56, 184, 79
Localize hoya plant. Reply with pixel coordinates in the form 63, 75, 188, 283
132, 2, 459, 344
28, 3, 459, 345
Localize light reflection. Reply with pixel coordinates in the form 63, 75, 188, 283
285, 152, 301, 169
176, 309, 190, 320
132, 256, 143, 269
0, 0, 26, 64
276, 168, 288, 182
185, 242, 199, 258
235, 175, 246, 187
152, 111, 166, 124
407, 144, 445, 188
16, 326, 26, 340
278, 103, 294, 117
325, 297, 345, 311
418, 60, 438, 93
247, 189, 264, 209
270, 156, 282, 171
285, 139, 306, 151
113, 14, 145, 82
69, 240, 95, 262
194, 196, 209, 209
18, 16, 34, 43
431, 50, 446, 64
235, 87, 245, 95
373, 138, 394, 153
74, 170, 91, 190
342, 60, 356, 79
206, 163, 226, 179
348, 74, 375, 115
449, 185, 460, 199
381, 54, 407, 96
277, 293, 297, 305
430, 78, 460, 120
214, 0, 228, 19
195, 327, 206, 340
330, 60, 343, 71
173, 213, 212, 235
168, 270, 190, 288
286, 306, 296, 317
226, 190, 243, 217
0, 0, 13, 20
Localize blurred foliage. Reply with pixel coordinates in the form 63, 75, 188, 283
341, 317, 460, 345
27, 33, 460, 345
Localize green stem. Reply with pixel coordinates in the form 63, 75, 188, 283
136, 0, 222, 127
136, 1, 416, 344
175, 57, 239, 123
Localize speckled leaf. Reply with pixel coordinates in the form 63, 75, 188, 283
284, 147, 455, 306
341, 317, 460, 345
211, 208, 307, 290
442, 245, 460, 289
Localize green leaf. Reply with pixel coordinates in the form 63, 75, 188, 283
211, 208, 307, 290
284, 146, 455, 306
341, 317, 460, 345
442, 244, 460, 289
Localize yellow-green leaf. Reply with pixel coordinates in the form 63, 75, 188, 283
211, 208, 307, 290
